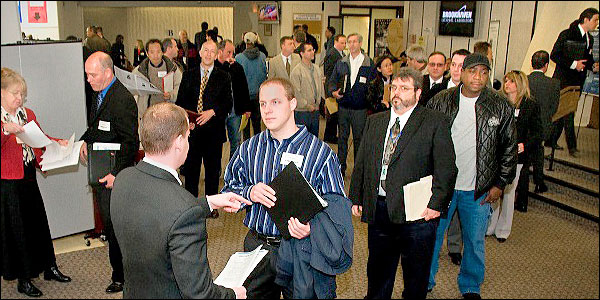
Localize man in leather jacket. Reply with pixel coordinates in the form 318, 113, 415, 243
426, 53, 517, 300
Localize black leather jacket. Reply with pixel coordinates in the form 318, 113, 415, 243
427, 85, 517, 200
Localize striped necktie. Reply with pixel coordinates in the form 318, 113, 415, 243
286, 58, 290, 76
381, 117, 401, 191
197, 70, 209, 112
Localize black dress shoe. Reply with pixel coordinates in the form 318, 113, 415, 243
106, 281, 123, 293
17, 279, 43, 297
497, 237, 507, 243
515, 205, 527, 213
44, 266, 72, 282
448, 252, 462, 265
534, 184, 548, 194
463, 292, 482, 299
208, 210, 219, 219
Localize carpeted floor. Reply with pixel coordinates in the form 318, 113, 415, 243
1, 198, 598, 299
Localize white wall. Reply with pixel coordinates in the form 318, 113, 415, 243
19, 1, 60, 40
1, 1, 22, 44
57, 1, 84, 40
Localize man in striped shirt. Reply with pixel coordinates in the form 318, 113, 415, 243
222, 78, 346, 299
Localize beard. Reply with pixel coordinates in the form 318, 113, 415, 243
391, 94, 417, 111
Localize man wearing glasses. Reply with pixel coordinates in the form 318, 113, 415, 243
350, 67, 457, 299
421, 51, 450, 106
426, 53, 516, 300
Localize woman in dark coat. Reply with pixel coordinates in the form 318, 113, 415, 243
366, 55, 394, 115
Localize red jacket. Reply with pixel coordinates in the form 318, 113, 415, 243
1, 108, 56, 179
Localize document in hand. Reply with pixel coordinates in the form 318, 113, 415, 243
403, 175, 433, 222
15, 121, 52, 148
267, 162, 328, 239
214, 245, 268, 288
325, 97, 338, 114
162, 71, 174, 93
239, 114, 249, 132
87, 143, 120, 187
39, 133, 85, 171
114, 66, 162, 96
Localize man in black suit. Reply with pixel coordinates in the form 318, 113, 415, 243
420, 51, 450, 106
349, 67, 457, 299
550, 8, 599, 157
323, 34, 346, 144
176, 40, 233, 219
526, 50, 560, 196
78, 51, 139, 294
111, 102, 248, 299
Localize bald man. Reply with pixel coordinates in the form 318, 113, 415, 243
79, 51, 139, 293
177, 29, 199, 70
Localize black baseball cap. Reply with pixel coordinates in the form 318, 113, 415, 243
462, 53, 491, 70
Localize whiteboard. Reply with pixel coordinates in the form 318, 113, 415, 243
1, 42, 94, 238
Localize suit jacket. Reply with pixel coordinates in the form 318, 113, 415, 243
349, 106, 457, 224
551, 23, 595, 88
176, 66, 233, 144
215, 59, 251, 115
80, 78, 139, 177
268, 52, 301, 81
420, 75, 450, 107
111, 161, 235, 299
527, 71, 560, 139
324, 47, 343, 82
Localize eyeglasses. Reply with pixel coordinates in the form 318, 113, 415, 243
7, 90, 26, 98
391, 85, 417, 93
428, 63, 446, 68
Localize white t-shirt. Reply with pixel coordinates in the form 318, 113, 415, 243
452, 87, 478, 190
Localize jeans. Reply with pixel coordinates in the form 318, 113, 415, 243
429, 190, 491, 294
226, 113, 242, 159
294, 111, 320, 138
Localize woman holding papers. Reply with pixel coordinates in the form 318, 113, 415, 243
487, 70, 542, 243
366, 55, 394, 115
1, 68, 72, 297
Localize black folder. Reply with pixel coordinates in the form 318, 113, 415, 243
267, 162, 327, 239
87, 143, 116, 187
565, 40, 587, 61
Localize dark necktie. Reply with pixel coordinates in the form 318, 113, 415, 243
285, 58, 290, 76
381, 117, 401, 191
96, 93, 103, 112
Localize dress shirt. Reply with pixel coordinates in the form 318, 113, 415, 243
448, 80, 458, 89
222, 125, 346, 237
200, 64, 214, 81
570, 24, 589, 70
281, 53, 292, 66
378, 104, 416, 196
349, 52, 365, 88
429, 75, 443, 89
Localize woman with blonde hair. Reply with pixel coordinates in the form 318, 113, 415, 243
133, 39, 147, 67
486, 70, 542, 242
1, 68, 72, 297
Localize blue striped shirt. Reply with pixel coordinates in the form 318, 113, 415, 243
221, 125, 346, 237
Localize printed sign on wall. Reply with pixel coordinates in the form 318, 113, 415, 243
27, 1, 48, 23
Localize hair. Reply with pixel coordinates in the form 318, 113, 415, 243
302, 24, 309, 31
347, 33, 363, 43
115, 34, 124, 44
473, 41, 491, 55
375, 55, 394, 79
218, 39, 233, 50
334, 34, 346, 43
428, 51, 447, 61
96, 26, 103, 33
578, 7, 599, 24
201, 40, 218, 51
326, 26, 336, 35
393, 67, 424, 90
65, 35, 79, 41
145, 38, 162, 53
406, 45, 427, 63
161, 38, 175, 52
212, 26, 219, 34
140, 102, 189, 155
207, 29, 218, 42
1, 67, 28, 98
136, 39, 145, 50
87, 25, 98, 34
280, 36, 293, 46
294, 31, 306, 43
260, 78, 295, 101
451, 49, 471, 58
531, 50, 550, 70
299, 42, 313, 53
201, 22, 209, 31
502, 70, 531, 108
97, 52, 114, 70
293, 24, 302, 33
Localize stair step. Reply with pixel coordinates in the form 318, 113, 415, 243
528, 182, 599, 222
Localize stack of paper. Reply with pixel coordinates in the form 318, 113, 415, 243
214, 245, 268, 288
114, 66, 162, 96
403, 175, 433, 222
15, 121, 52, 148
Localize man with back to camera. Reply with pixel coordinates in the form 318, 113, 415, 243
405, 45, 428, 75
426, 53, 517, 300
110, 102, 248, 299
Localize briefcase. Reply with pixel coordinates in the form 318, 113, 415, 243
87, 143, 117, 187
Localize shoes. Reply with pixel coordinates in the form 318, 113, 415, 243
106, 281, 124, 293
208, 210, 219, 219
534, 184, 548, 194
17, 279, 43, 297
448, 252, 462, 266
554, 145, 564, 150
515, 206, 527, 213
44, 266, 72, 282
463, 292, 482, 299
497, 237, 507, 243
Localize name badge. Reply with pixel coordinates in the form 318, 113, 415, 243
98, 120, 111, 132
514, 109, 520, 117
280, 152, 304, 168
380, 165, 388, 181
359, 76, 367, 84
157, 71, 167, 78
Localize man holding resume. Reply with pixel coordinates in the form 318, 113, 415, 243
349, 67, 457, 299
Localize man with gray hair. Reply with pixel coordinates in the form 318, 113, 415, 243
350, 67, 457, 299
406, 45, 428, 75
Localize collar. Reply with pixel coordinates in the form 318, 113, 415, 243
201, 64, 214, 77
531, 70, 545, 73
142, 157, 182, 185
389, 104, 416, 131
1, 105, 26, 121
350, 52, 364, 63
578, 24, 586, 37
281, 52, 292, 63
260, 125, 308, 146
100, 77, 117, 99
149, 60, 164, 68
448, 80, 458, 88
429, 75, 443, 86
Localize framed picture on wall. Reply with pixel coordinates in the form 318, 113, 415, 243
264, 24, 272, 36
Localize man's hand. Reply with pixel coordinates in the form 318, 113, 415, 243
575, 59, 587, 72
57, 139, 69, 147
482, 186, 503, 205
163, 91, 171, 100
421, 208, 441, 221
195, 109, 216, 126
517, 143, 525, 154
99, 173, 115, 189
352, 205, 362, 217
332, 88, 343, 99
244, 111, 251, 118
2, 122, 24, 134
593, 62, 599, 73
232, 286, 247, 299
288, 217, 310, 239
249, 183, 276, 208
206, 192, 252, 213
79, 141, 88, 164
309, 104, 318, 112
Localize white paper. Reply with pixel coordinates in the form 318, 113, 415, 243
40, 138, 84, 172
92, 142, 121, 151
114, 66, 162, 96
15, 121, 52, 148
163, 71, 175, 93
403, 175, 433, 222
214, 245, 268, 288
